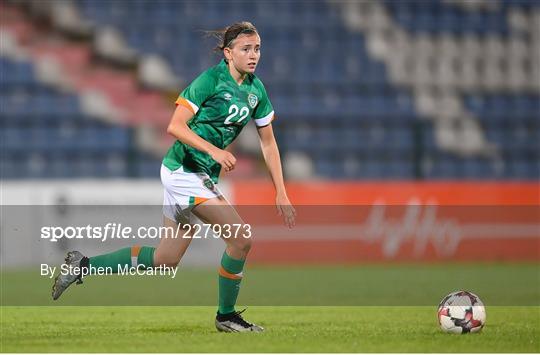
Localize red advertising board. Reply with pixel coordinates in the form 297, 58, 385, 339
232, 182, 539, 263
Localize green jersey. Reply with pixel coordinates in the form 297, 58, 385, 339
162, 59, 274, 182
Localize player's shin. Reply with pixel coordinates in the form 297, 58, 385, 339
218, 250, 245, 315
85, 245, 155, 274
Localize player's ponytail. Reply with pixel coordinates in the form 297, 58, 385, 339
205, 21, 258, 52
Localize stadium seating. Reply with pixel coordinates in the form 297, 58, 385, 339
73, 0, 538, 179
0, 57, 161, 178
1, 0, 538, 179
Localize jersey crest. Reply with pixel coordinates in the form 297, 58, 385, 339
248, 93, 258, 109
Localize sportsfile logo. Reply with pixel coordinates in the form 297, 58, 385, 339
40, 223, 252, 242
41, 223, 147, 242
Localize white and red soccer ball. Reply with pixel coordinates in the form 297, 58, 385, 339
438, 291, 486, 334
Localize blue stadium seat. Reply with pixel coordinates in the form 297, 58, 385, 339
1, 57, 161, 179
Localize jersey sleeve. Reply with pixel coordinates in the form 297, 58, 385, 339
175, 71, 216, 115
252, 80, 275, 127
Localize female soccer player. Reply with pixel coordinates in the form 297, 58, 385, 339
52, 21, 296, 332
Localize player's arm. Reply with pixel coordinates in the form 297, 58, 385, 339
256, 123, 296, 228
167, 104, 236, 171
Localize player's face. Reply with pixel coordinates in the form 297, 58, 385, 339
226, 33, 261, 74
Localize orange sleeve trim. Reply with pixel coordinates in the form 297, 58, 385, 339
219, 266, 243, 280
176, 97, 195, 114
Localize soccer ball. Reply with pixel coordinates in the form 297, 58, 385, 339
437, 291, 486, 334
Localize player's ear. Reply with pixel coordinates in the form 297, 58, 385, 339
223, 47, 232, 61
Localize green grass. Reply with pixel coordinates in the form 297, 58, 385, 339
1, 306, 539, 352
1, 264, 539, 352
2, 263, 539, 306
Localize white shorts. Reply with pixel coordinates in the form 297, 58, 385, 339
161, 164, 222, 223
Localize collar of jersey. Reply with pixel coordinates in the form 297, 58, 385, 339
219, 59, 253, 86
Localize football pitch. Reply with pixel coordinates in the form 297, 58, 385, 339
2, 306, 539, 352
1, 264, 539, 352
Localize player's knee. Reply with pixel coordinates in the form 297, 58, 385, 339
232, 237, 252, 254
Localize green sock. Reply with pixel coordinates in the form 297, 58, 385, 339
218, 251, 245, 315
88, 246, 155, 273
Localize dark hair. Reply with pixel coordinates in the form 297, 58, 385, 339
206, 21, 258, 52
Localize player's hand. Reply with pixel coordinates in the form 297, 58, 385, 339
276, 194, 296, 228
210, 148, 236, 172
